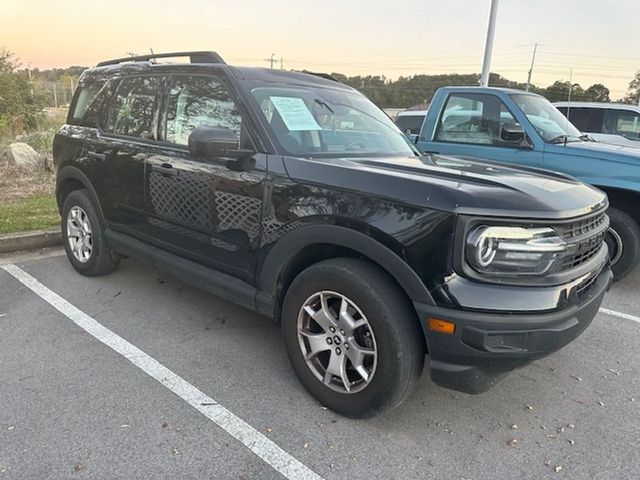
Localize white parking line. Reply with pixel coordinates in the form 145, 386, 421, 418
599, 307, 640, 324
1, 264, 324, 480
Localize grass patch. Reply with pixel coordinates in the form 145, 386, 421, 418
0, 194, 60, 234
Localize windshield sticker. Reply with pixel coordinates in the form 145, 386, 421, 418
269, 96, 322, 131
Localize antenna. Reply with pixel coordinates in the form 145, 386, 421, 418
565, 68, 573, 134
525, 43, 537, 91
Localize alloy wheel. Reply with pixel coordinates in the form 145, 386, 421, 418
67, 206, 93, 263
296, 290, 378, 394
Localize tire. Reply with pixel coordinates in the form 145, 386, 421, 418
281, 258, 425, 418
61, 189, 120, 276
606, 207, 640, 281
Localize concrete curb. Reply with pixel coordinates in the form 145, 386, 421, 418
0, 228, 62, 254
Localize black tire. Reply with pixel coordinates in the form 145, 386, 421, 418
61, 189, 120, 276
281, 258, 425, 418
606, 207, 640, 281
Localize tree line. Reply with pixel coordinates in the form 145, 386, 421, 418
2, 46, 640, 143
330, 72, 635, 108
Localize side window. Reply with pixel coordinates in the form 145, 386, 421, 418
565, 108, 604, 133
395, 115, 425, 135
615, 111, 640, 140
164, 76, 242, 146
109, 77, 160, 140
435, 93, 517, 146
70, 80, 112, 128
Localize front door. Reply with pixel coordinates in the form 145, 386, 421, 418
144, 74, 266, 282
420, 92, 543, 168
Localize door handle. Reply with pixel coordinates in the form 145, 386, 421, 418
87, 151, 106, 162
151, 163, 178, 176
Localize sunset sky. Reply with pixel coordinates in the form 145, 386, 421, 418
2, 0, 638, 99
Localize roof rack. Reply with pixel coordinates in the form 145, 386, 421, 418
303, 71, 339, 82
96, 51, 225, 67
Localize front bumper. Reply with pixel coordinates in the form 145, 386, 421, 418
413, 267, 613, 394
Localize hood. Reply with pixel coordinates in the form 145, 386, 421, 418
547, 140, 640, 164
283, 154, 607, 220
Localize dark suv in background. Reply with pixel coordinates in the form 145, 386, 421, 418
54, 51, 612, 418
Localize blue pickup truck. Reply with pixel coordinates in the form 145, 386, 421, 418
411, 86, 640, 280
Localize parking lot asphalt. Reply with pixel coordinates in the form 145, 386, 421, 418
1, 248, 638, 480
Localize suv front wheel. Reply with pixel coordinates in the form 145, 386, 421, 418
282, 258, 425, 418
61, 189, 120, 276
606, 207, 640, 281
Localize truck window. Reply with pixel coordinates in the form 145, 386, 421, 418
435, 93, 517, 146
395, 114, 425, 135
108, 76, 161, 140
563, 107, 604, 133
615, 111, 640, 140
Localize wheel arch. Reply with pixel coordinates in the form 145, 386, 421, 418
56, 166, 106, 224
256, 224, 435, 321
595, 185, 640, 225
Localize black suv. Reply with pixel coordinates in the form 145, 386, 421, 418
54, 51, 612, 418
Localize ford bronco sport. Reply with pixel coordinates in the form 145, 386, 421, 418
54, 51, 612, 418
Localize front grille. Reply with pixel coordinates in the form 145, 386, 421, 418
557, 212, 607, 239
557, 212, 608, 271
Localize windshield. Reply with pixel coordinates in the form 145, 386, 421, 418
511, 93, 583, 143
251, 86, 418, 157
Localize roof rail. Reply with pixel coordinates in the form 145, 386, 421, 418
96, 51, 225, 67
303, 71, 339, 82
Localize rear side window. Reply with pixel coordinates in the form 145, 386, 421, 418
109, 77, 161, 140
70, 80, 110, 127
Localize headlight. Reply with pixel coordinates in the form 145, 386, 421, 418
466, 225, 567, 276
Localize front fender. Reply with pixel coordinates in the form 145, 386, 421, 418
258, 224, 435, 309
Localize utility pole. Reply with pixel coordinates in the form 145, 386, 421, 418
53, 82, 58, 109
525, 43, 538, 91
265, 53, 276, 69
480, 0, 499, 87
280, 56, 284, 70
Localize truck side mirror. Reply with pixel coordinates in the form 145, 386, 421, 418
188, 126, 239, 159
501, 123, 532, 149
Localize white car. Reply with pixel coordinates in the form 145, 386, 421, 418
554, 102, 640, 148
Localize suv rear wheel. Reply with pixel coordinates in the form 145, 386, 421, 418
61, 189, 120, 276
281, 258, 425, 418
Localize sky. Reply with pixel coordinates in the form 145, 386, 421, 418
2, 0, 638, 99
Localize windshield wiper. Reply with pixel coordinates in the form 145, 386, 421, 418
549, 134, 569, 145
579, 133, 596, 142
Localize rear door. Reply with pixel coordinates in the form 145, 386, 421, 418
143, 74, 266, 282
87, 75, 163, 237
420, 92, 543, 168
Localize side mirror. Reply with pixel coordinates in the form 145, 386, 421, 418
501, 122, 525, 142
188, 126, 239, 159
500, 122, 532, 149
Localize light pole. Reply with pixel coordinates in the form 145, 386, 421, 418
525, 43, 538, 91
480, 0, 499, 87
